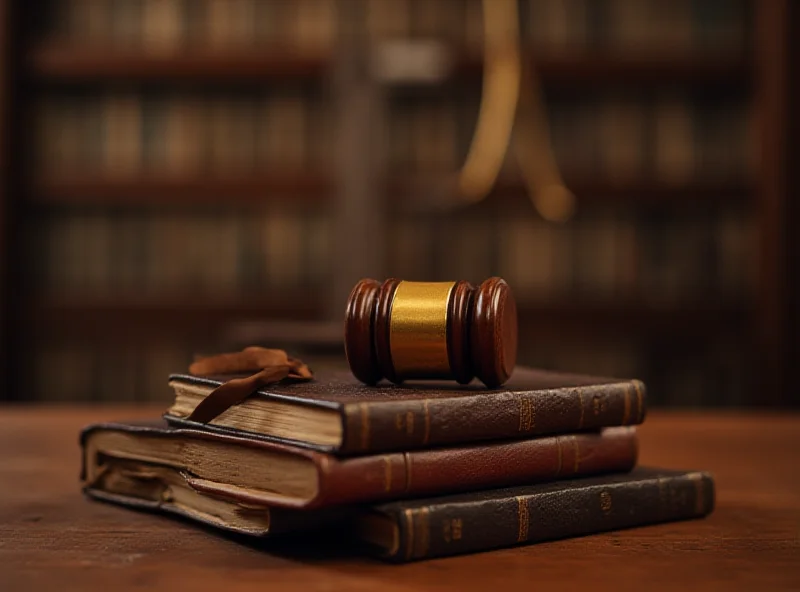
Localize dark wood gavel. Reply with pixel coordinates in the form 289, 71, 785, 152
344, 277, 517, 388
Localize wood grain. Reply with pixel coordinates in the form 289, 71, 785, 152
0, 409, 798, 591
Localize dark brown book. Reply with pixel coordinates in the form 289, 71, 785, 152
81, 420, 638, 510
165, 366, 646, 454
360, 468, 715, 561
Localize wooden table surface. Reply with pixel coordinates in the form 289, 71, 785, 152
0, 407, 798, 591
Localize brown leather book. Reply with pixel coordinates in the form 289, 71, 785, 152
81, 420, 638, 510
360, 468, 715, 561
81, 455, 713, 561
165, 366, 646, 454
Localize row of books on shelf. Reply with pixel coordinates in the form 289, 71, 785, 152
32, 206, 753, 302
388, 209, 754, 302
367, 0, 748, 53
45, 0, 748, 56
33, 341, 190, 403
31, 335, 749, 405
49, 0, 336, 51
36, 92, 330, 176
519, 338, 750, 407
34, 210, 332, 296
35, 91, 752, 183
388, 94, 755, 183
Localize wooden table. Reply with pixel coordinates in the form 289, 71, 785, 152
0, 408, 798, 591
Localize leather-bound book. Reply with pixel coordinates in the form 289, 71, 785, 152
81, 420, 638, 510
81, 447, 713, 561
165, 367, 646, 454
360, 468, 715, 561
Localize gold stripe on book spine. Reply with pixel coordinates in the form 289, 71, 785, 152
389, 281, 455, 379
516, 497, 530, 542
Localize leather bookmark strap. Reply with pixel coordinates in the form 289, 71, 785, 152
186, 347, 312, 424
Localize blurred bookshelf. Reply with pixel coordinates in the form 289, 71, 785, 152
455, 53, 751, 87
31, 295, 323, 338
33, 173, 333, 205
386, 178, 754, 206
30, 44, 332, 81
0, 0, 796, 407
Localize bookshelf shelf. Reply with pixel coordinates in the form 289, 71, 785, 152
518, 302, 750, 338
29, 45, 331, 82
31, 299, 747, 341
568, 181, 753, 206
31, 295, 324, 338
387, 177, 753, 209
33, 173, 333, 206
454, 53, 750, 87
30, 45, 748, 88
29, 298, 752, 341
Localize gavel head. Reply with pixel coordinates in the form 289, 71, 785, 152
344, 277, 517, 388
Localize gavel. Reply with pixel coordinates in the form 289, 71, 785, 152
344, 277, 517, 388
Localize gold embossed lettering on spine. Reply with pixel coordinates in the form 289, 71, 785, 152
389, 282, 455, 380
344, 277, 518, 388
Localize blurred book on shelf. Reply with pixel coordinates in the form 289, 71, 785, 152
35, 91, 330, 177
386, 208, 755, 304
384, 92, 754, 183
366, 0, 748, 54
52, 0, 338, 52
32, 209, 333, 298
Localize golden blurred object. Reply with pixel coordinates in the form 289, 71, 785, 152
458, 0, 520, 203
458, 0, 575, 222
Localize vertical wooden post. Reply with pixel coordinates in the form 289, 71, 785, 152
0, 0, 10, 394
786, 2, 800, 406
755, 0, 791, 405
329, 0, 386, 320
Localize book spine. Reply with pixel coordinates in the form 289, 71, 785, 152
340, 380, 646, 454
381, 471, 714, 562
316, 427, 637, 508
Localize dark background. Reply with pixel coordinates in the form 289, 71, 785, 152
0, 0, 796, 407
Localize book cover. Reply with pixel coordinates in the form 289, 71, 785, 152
363, 468, 715, 561
82, 453, 713, 562
165, 366, 647, 454
81, 420, 637, 509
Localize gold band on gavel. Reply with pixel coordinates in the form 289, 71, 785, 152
389, 281, 455, 380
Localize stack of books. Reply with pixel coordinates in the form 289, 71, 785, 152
81, 366, 714, 561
